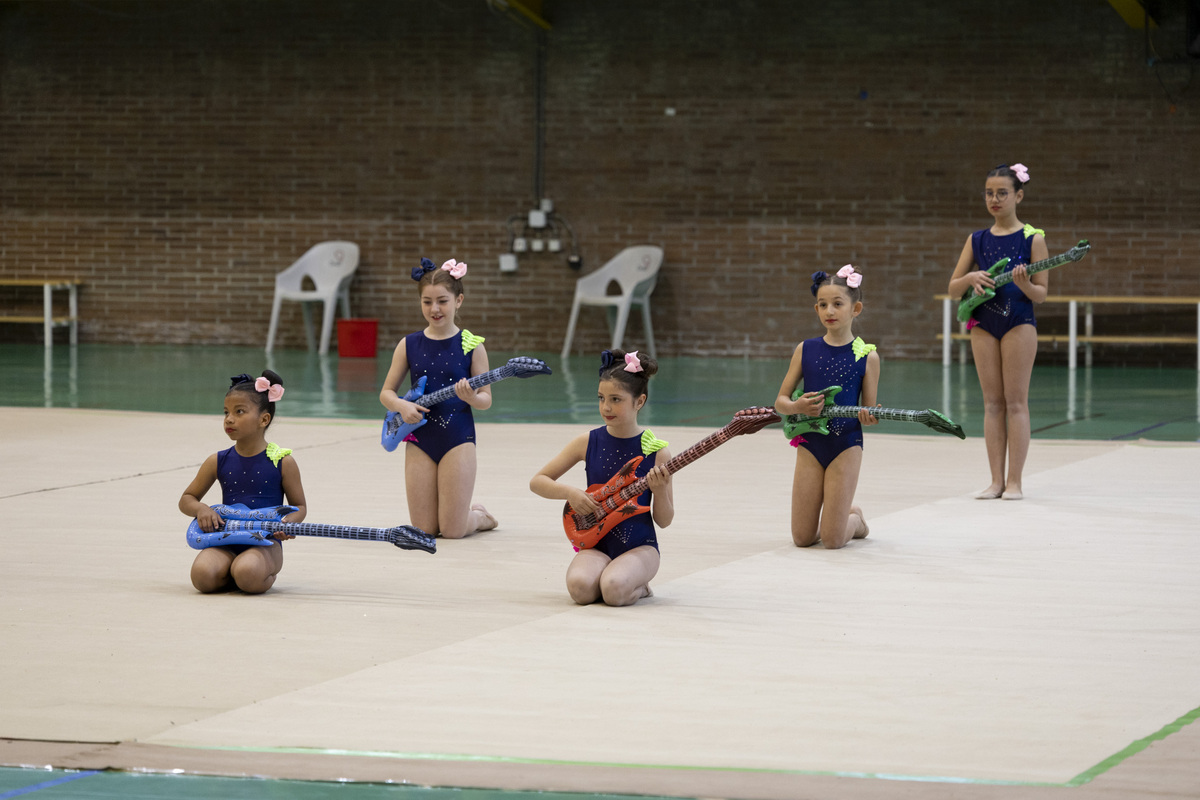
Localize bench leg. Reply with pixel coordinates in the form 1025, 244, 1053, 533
1068, 300, 1077, 371
942, 298, 951, 367
43, 284, 52, 349
69, 284, 78, 346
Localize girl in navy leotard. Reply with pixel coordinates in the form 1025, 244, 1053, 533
380, 258, 498, 538
530, 349, 674, 606
947, 163, 1049, 501
774, 266, 880, 549
179, 370, 307, 594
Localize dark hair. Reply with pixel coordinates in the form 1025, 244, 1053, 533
417, 266, 465, 298
227, 369, 284, 429
810, 269, 863, 304
597, 349, 659, 400
986, 163, 1026, 192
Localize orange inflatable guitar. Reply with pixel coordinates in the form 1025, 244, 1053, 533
563, 406, 780, 550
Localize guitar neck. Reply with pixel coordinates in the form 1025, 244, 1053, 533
991, 250, 1074, 288
419, 365, 514, 407
612, 428, 734, 505
225, 520, 388, 543
822, 405, 930, 424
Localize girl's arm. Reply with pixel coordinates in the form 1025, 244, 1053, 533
774, 342, 825, 416
948, 234, 994, 297
379, 339, 428, 423
529, 432, 600, 515
858, 350, 882, 427
1011, 233, 1050, 303
646, 449, 674, 528
179, 453, 223, 532
455, 343, 493, 411
278, 455, 307, 528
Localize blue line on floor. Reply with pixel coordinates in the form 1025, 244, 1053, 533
0, 771, 101, 799
1109, 416, 1194, 440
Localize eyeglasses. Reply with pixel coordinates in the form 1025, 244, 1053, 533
983, 190, 1011, 201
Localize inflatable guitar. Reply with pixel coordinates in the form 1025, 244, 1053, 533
382, 356, 552, 452
563, 406, 780, 550
783, 385, 964, 440
186, 503, 437, 553
957, 239, 1091, 323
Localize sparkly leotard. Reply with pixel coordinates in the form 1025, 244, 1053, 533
584, 427, 667, 559
966, 225, 1042, 340
404, 329, 483, 463
796, 336, 869, 470
216, 442, 291, 507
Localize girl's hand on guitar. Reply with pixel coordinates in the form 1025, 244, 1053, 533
964, 270, 996, 295
453, 378, 477, 405
275, 509, 302, 539
1010, 264, 1032, 289
567, 487, 601, 516
859, 404, 881, 427
398, 398, 429, 425
195, 504, 224, 533
801, 391, 825, 416
645, 465, 672, 492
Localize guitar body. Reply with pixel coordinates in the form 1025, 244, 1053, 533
381, 376, 428, 451
956, 257, 1010, 323
782, 386, 844, 438
186, 504, 295, 549
562, 456, 651, 551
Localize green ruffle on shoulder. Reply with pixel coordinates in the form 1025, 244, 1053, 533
266, 442, 292, 468
640, 429, 668, 455
461, 329, 485, 354
1023, 223, 1046, 239
852, 337, 876, 362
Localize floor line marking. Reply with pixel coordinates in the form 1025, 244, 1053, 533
0, 770, 101, 799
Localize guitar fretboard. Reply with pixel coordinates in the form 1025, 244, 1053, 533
991, 250, 1078, 289
418, 364, 518, 407
821, 405, 931, 424
225, 519, 392, 542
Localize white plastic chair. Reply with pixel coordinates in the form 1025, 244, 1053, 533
265, 241, 360, 355
561, 245, 662, 360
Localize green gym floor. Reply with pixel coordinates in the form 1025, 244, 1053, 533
2, 343, 1198, 442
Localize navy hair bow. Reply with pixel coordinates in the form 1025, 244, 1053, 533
410, 257, 436, 282
229, 373, 254, 388
810, 271, 827, 297
598, 349, 617, 377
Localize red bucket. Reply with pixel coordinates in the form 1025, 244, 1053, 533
336, 318, 378, 358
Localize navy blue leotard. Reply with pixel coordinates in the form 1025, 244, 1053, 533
967, 226, 1040, 340
797, 337, 867, 470
217, 443, 289, 507
585, 427, 662, 559
404, 329, 479, 464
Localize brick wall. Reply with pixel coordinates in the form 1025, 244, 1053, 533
2, 0, 1197, 361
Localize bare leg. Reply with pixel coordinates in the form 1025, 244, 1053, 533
999, 324, 1038, 499
229, 542, 284, 594
817, 446, 863, 549
850, 505, 870, 539
190, 547, 236, 593
790, 447, 825, 547
599, 545, 660, 606
436, 443, 498, 538
566, 548, 611, 605
404, 443, 442, 535
970, 328, 1007, 498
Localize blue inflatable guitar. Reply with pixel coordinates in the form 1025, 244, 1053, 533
186, 503, 436, 553
381, 356, 552, 452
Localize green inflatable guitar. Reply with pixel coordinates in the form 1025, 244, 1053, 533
783, 385, 965, 440
957, 239, 1091, 323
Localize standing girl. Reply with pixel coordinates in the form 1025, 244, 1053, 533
179, 370, 307, 594
774, 266, 879, 549
947, 163, 1048, 500
530, 350, 673, 606
380, 258, 497, 538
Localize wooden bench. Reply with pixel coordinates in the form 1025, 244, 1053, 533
0, 279, 81, 347
934, 294, 1200, 370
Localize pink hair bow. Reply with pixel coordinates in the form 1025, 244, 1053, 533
441, 259, 468, 279
1010, 163, 1030, 183
623, 351, 643, 373
254, 376, 285, 402
836, 264, 862, 289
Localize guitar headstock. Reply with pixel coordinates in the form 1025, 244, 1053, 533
1067, 239, 1091, 262
729, 406, 782, 435
388, 525, 438, 554
507, 356, 553, 378
925, 409, 966, 440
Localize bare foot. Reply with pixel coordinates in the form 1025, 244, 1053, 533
472, 504, 498, 531
1001, 487, 1023, 501
975, 484, 1004, 500
850, 505, 869, 539
642, 585, 654, 599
